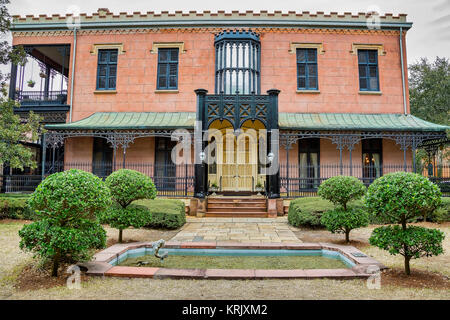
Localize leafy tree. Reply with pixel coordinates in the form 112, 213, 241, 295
409, 57, 450, 126
0, 0, 41, 171
102, 169, 157, 242
366, 172, 444, 275
318, 176, 366, 211
0, 100, 42, 170
320, 207, 369, 243
19, 169, 111, 276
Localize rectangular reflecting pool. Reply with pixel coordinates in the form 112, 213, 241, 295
114, 248, 356, 269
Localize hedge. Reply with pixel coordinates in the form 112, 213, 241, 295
0, 194, 34, 220
432, 197, 450, 223
288, 197, 366, 228
135, 198, 186, 229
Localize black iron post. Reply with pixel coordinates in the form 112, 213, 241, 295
194, 89, 208, 198
267, 89, 280, 199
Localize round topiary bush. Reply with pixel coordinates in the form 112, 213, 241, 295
318, 176, 366, 210
365, 172, 444, 275
365, 172, 442, 224
105, 169, 157, 208
104, 169, 157, 242
320, 207, 369, 242
19, 169, 111, 276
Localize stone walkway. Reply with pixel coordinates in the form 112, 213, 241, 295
170, 216, 301, 243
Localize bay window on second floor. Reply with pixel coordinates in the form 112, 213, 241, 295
214, 31, 261, 95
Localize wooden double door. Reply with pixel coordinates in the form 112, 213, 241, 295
209, 129, 260, 192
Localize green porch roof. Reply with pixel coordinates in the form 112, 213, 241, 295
46, 112, 449, 132
46, 112, 196, 130
278, 113, 449, 132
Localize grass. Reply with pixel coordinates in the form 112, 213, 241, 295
1, 219, 449, 300
120, 255, 349, 269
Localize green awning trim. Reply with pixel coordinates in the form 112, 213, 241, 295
46, 112, 449, 132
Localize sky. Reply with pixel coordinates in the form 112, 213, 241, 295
5, 0, 450, 64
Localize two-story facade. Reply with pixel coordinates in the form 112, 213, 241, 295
9, 9, 448, 214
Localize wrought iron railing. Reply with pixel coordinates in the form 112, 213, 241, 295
14, 90, 68, 105
1, 162, 448, 197
280, 163, 450, 197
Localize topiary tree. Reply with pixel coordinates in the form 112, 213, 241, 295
318, 176, 366, 210
365, 172, 444, 275
103, 169, 157, 242
19, 169, 111, 276
320, 207, 369, 243
317, 176, 367, 242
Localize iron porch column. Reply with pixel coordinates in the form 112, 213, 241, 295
267, 89, 280, 199
194, 89, 208, 199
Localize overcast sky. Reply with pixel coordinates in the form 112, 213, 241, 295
6, 0, 450, 64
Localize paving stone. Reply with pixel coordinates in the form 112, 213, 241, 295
254, 269, 307, 279
154, 268, 206, 279
105, 266, 159, 278
204, 268, 255, 279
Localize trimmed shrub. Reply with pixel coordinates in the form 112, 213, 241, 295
320, 207, 369, 242
99, 203, 151, 231
105, 169, 157, 208
104, 169, 157, 242
19, 169, 111, 276
287, 198, 334, 228
0, 194, 34, 220
369, 225, 445, 266
137, 199, 186, 229
19, 219, 106, 264
365, 172, 442, 224
318, 176, 366, 210
366, 172, 444, 275
430, 197, 450, 223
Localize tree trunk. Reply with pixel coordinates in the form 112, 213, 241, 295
51, 250, 60, 277
119, 229, 123, 243
404, 256, 411, 275
345, 229, 350, 243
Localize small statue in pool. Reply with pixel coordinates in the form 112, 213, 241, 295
152, 239, 169, 262
136, 239, 168, 266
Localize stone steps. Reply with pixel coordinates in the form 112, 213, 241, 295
206, 197, 268, 218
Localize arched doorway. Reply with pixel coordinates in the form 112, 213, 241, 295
208, 119, 265, 192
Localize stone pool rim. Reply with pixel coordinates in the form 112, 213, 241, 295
79, 241, 387, 280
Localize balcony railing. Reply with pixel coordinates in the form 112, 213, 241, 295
14, 90, 68, 106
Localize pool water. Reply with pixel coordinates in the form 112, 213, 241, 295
115, 248, 355, 270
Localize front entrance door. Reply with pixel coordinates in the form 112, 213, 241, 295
208, 120, 261, 192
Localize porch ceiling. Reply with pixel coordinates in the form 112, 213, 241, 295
45, 112, 449, 132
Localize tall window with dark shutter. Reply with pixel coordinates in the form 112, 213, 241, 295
358, 49, 379, 91
96, 49, 117, 90
296, 48, 318, 90
157, 48, 179, 90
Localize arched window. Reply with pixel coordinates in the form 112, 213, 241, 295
214, 30, 261, 94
